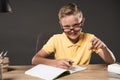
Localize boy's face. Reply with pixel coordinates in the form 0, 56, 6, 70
60, 14, 84, 43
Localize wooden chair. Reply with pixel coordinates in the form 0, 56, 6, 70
35, 32, 55, 59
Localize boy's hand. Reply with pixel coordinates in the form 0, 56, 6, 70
89, 37, 106, 50
51, 59, 74, 69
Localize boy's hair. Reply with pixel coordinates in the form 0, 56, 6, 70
58, 3, 83, 20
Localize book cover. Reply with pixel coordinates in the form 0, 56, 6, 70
25, 64, 86, 80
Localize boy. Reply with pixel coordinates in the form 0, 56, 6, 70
32, 3, 116, 69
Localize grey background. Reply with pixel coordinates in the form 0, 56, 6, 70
0, 0, 120, 65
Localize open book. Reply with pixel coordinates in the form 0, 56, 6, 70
25, 64, 86, 80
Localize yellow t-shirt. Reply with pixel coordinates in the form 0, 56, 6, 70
42, 32, 101, 65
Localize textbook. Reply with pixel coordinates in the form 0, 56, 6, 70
0, 57, 9, 73
108, 63, 120, 74
25, 64, 86, 80
0, 57, 9, 64
108, 63, 120, 78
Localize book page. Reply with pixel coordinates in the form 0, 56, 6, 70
69, 65, 87, 74
108, 63, 120, 74
25, 64, 68, 80
25, 64, 86, 80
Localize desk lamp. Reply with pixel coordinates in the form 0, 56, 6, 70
0, 0, 13, 13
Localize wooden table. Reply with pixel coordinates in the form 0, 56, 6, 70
2, 64, 120, 80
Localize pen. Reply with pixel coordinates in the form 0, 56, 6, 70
0, 51, 4, 63
68, 61, 73, 65
2, 51, 8, 60
3, 51, 8, 57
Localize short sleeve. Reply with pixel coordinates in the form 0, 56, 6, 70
42, 35, 56, 54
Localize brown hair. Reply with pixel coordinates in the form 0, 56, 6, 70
58, 3, 83, 20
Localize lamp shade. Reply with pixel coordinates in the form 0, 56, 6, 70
0, 0, 12, 13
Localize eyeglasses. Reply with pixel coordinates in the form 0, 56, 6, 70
62, 22, 82, 32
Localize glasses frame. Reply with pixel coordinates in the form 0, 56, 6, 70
62, 22, 82, 32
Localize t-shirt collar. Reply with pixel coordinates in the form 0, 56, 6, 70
63, 32, 84, 47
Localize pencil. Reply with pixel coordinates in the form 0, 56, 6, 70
0, 51, 4, 57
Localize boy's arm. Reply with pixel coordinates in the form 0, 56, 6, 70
32, 49, 73, 69
98, 46, 116, 64
89, 37, 116, 64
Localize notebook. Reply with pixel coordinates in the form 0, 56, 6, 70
108, 63, 120, 78
25, 64, 86, 80
108, 63, 120, 74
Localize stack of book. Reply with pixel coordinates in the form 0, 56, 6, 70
0, 57, 9, 73
107, 63, 120, 78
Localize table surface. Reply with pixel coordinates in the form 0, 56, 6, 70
2, 64, 120, 80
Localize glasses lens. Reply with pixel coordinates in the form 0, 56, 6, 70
62, 23, 82, 32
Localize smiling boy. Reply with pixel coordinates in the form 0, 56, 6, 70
32, 3, 116, 69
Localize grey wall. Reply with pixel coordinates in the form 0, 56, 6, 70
0, 0, 120, 65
